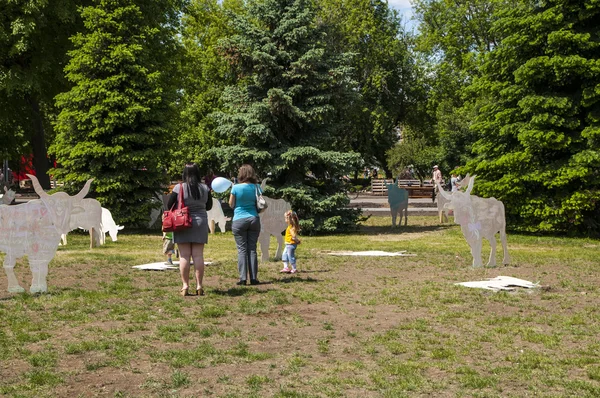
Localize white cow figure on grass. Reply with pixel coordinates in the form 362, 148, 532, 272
61, 198, 103, 249
438, 176, 510, 268
255, 180, 292, 262
0, 174, 93, 293
1, 187, 16, 205
207, 198, 230, 233
258, 196, 291, 262
101, 207, 124, 243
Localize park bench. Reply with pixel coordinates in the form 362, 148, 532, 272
371, 179, 435, 198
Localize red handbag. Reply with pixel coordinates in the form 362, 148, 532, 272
162, 184, 192, 232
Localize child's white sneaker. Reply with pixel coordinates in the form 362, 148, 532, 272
290, 269, 298, 274
280, 268, 291, 273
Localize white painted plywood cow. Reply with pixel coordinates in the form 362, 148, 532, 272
1, 187, 16, 205
438, 176, 510, 267
0, 174, 93, 293
101, 207, 124, 243
386, 182, 408, 227
257, 180, 291, 261
207, 197, 230, 233
61, 198, 103, 249
437, 174, 473, 223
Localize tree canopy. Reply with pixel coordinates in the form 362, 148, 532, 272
50, 0, 183, 224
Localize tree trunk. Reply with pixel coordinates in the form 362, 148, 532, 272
27, 95, 51, 190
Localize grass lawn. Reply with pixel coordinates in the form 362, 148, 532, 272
0, 216, 599, 397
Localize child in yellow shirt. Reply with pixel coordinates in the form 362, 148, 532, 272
280, 210, 301, 274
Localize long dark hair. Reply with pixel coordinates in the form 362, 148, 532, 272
182, 163, 203, 200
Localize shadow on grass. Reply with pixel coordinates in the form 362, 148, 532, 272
210, 286, 271, 297
354, 224, 454, 236
276, 276, 320, 284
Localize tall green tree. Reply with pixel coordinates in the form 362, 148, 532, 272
211, 0, 361, 234
0, 0, 86, 188
319, 0, 416, 177
469, 0, 600, 235
412, 0, 514, 169
173, 0, 243, 176
50, 0, 183, 224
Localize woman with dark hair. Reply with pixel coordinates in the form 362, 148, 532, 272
229, 164, 262, 285
167, 163, 213, 296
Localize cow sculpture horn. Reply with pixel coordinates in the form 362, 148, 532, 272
27, 174, 49, 199
438, 181, 451, 200
465, 175, 476, 195
27, 174, 93, 200
74, 178, 94, 200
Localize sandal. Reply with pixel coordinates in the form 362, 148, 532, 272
180, 287, 189, 297
196, 287, 204, 296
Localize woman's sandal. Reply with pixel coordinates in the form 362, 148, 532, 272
180, 287, 189, 297
196, 287, 204, 296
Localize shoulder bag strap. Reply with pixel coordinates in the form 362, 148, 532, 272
178, 183, 186, 209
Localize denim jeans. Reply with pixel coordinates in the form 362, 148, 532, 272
282, 244, 297, 268
232, 216, 261, 281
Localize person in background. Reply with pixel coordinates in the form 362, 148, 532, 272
163, 231, 175, 265
280, 210, 301, 274
167, 163, 212, 296
204, 169, 215, 190
229, 164, 262, 286
431, 165, 443, 202
451, 173, 459, 193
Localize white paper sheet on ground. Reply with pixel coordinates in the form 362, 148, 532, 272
327, 250, 416, 257
456, 276, 539, 291
132, 261, 213, 271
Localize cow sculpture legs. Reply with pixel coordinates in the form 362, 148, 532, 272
3, 256, 25, 293
29, 259, 49, 293
259, 233, 284, 262
390, 204, 408, 228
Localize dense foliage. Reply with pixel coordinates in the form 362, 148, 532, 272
50, 0, 183, 224
207, 0, 361, 234
468, 0, 600, 235
0, 0, 86, 188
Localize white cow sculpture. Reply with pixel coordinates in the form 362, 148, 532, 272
255, 180, 291, 262
1, 187, 16, 205
0, 174, 93, 293
101, 207, 124, 243
438, 176, 510, 267
61, 198, 103, 249
207, 198, 230, 233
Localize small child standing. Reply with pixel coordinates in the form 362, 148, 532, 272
280, 210, 301, 274
163, 231, 175, 265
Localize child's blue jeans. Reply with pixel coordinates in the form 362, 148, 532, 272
282, 244, 297, 267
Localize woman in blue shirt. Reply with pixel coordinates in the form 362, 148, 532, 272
229, 164, 262, 285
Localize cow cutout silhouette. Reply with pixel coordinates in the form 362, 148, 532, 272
436, 173, 472, 223
1, 187, 16, 205
256, 180, 291, 262
207, 197, 230, 233
1, 174, 93, 293
60, 198, 103, 249
438, 176, 510, 267
386, 181, 408, 227
101, 207, 124, 243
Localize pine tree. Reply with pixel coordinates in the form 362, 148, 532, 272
469, 0, 600, 235
211, 0, 361, 234
50, 0, 182, 224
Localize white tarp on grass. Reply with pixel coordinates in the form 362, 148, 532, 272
326, 250, 416, 257
456, 276, 539, 292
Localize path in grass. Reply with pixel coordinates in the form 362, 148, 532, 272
1, 216, 599, 397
